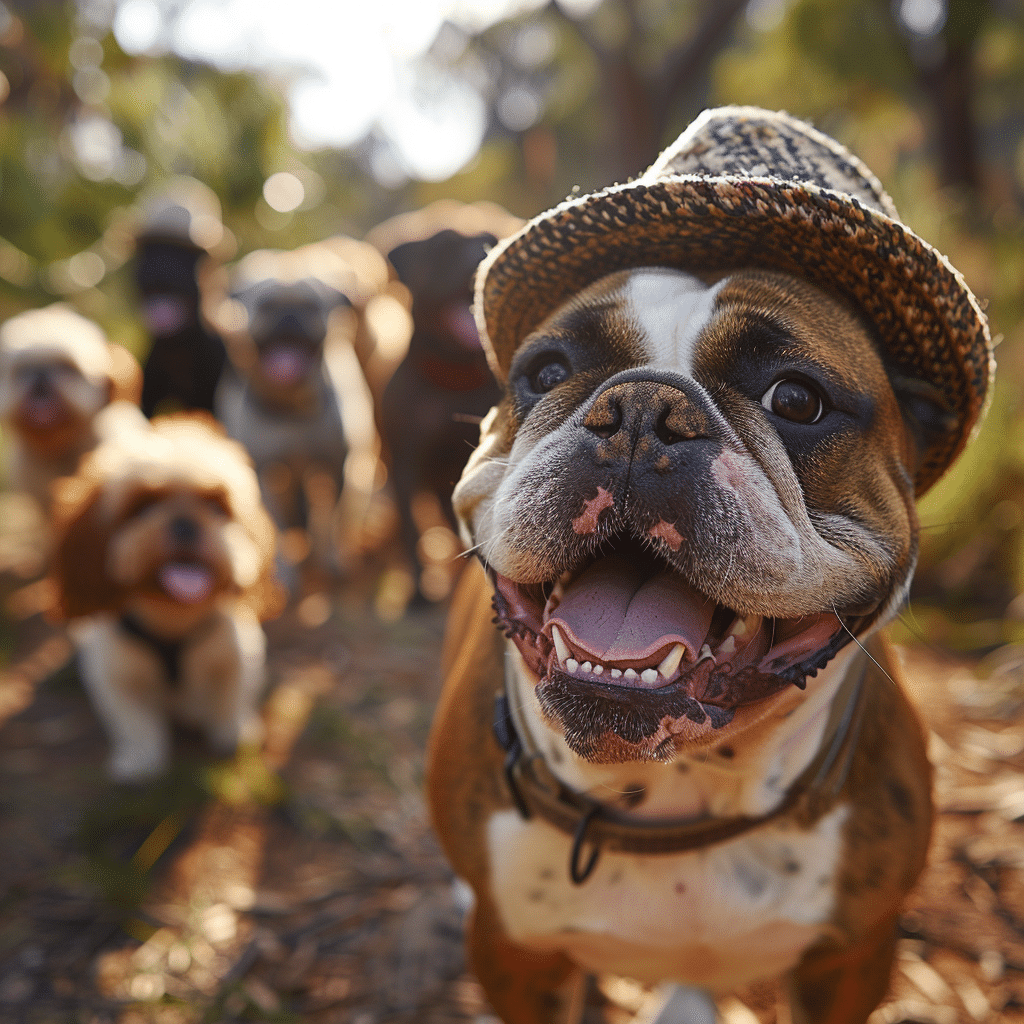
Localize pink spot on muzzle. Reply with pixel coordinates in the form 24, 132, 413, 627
649, 520, 684, 550
572, 486, 614, 535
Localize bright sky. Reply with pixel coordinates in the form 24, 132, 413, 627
110, 0, 578, 181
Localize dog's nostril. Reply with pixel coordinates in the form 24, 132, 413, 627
655, 409, 685, 445
585, 397, 622, 440
169, 516, 200, 545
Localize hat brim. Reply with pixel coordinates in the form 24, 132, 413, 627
476, 175, 992, 495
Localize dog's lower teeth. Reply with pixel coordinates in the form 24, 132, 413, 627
611, 669, 622, 679
641, 668, 658, 684
719, 635, 737, 655
593, 664, 604, 675
698, 643, 715, 664
566, 658, 579, 673
624, 668, 638, 680
581, 661, 592, 673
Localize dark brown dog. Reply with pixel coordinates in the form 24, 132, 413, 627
427, 107, 992, 1023
369, 203, 521, 604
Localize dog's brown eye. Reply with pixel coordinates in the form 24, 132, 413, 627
125, 493, 162, 517
530, 359, 570, 393
762, 379, 823, 424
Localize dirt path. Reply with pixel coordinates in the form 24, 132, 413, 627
3, 526, 1024, 1023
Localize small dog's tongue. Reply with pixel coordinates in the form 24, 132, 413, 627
22, 394, 62, 427
262, 346, 309, 385
158, 563, 214, 605
546, 554, 715, 663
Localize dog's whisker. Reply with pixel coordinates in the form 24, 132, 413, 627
832, 603, 900, 691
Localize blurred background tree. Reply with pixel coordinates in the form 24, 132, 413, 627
1, 0, 1023, 643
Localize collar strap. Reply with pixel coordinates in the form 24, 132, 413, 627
493, 655, 868, 885
118, 612, 219, 687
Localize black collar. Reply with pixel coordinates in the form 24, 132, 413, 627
493, 654, 868, 885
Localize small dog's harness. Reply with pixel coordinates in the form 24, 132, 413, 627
493, 654, 868, 885
118, 613, 217, 688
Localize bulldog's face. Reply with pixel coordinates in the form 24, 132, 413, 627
454, 267, 921, 763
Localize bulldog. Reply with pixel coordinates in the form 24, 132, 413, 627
426, 108, 993, 1024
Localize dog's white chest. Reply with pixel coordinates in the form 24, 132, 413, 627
485, 802, 848, 991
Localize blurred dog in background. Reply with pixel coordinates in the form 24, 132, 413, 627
132, 177, 232, 418
210, 244, 379, 585
367, 202, 521, 606
49, 406, 283, 782
0, 303, 142, 513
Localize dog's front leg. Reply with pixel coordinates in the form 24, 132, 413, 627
469, 893, 584, 1024
787, 912, 900, 1024
76, 626, 170, 782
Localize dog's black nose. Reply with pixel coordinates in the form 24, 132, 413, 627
28, 369, 53, 398
584, 380, 711, 450
169, 516, 200, 545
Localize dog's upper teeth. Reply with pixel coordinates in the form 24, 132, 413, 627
623, 668, 638, 680
718, 635, 737, 655
640, 668, 658, 684
566, 658, 579, 673
697, 643, 715, 664
581, 661, 592, 673
657, 643, 686, 679
551, 625, 571, 665
728, 615, 761, 639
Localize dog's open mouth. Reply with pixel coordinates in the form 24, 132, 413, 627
490, 539, 855, 758
157, 561, 216, 605
261, 344, 312, 386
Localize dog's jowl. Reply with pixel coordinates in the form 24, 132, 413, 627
427, 107, 993, 1024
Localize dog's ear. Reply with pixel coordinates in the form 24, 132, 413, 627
890, 374, 960, 479
244, 565, 288, 623
305, 276, 350, 312
107, 344, 144, 406
386, 238, 433, 294
49, 476, 123, 619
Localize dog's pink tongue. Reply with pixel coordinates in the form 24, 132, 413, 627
263, 347, 309, 385
159, 563, 214, 605
546, 554, 715, 662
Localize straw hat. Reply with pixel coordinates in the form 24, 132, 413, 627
476, 106, 993, 494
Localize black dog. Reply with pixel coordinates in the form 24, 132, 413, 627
133, 179, 228, 417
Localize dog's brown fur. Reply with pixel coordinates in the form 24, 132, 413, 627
50, 408, 283, 781
428, 267, 936, 1022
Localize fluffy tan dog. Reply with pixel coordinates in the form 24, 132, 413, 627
0, 304, 142, 510
50, 405, 284, 781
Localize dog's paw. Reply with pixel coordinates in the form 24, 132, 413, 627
208, 713, 264, 754
108, 744, 169, 784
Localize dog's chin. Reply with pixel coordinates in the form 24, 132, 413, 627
488, 537, 873, 764
126, 558, 229, 637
